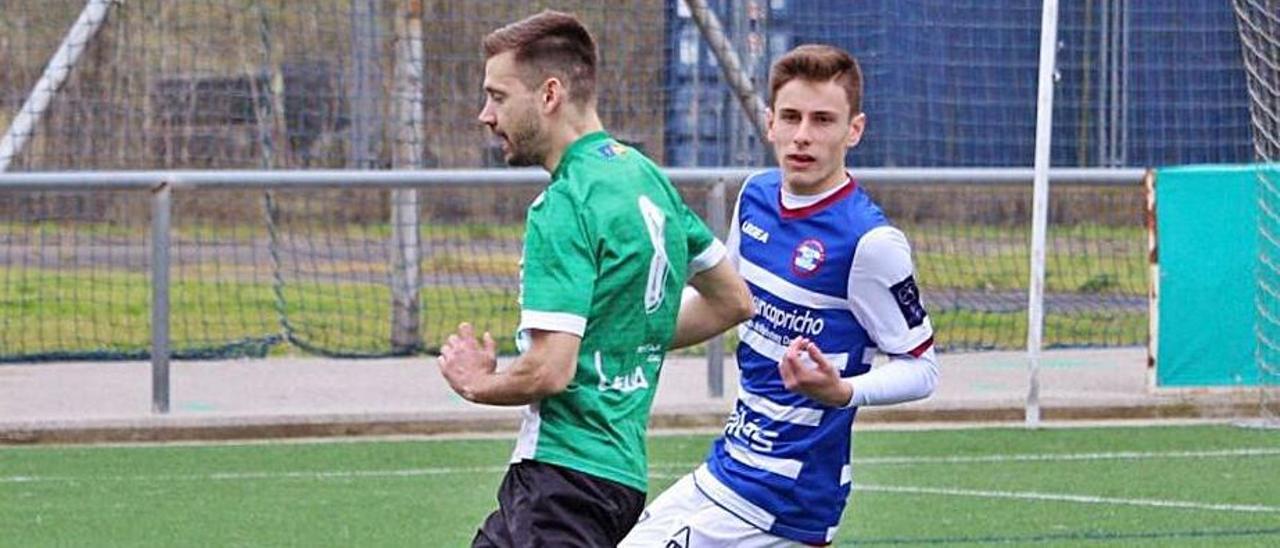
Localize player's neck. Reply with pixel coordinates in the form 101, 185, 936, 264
783, 169, 849, 196
543, 111, 604, 172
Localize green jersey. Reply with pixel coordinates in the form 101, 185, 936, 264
513, 131, 723, 492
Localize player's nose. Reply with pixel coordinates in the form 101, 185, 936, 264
793, 119, 816, 144
477, 101, 497, 126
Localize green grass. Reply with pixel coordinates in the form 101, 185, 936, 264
916, 248, 1145, 293
0, 264, 1143, 358
931, 309, 1147, 350
0, 265, 1143, 358
0, 269, 519, 358
907, 223, 1147, 293
1, 425, 1277, 546
1, 221, 1148, 357
0, 220, 526, 245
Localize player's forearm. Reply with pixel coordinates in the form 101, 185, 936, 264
670, 291, 752, 349
463, 355, 570, 406
845, 347, 939, 407
671, 296, 722, 349
671, 261, 754, 350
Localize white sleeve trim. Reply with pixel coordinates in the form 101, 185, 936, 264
847, 225, 934, 354
518, 310, 587, 337
842, 346, 939, 408
689, 239, 726, 274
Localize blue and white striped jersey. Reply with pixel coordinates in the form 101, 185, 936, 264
695, 169, 933, 545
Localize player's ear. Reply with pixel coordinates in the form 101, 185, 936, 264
541, 77, 563, 114
846, 112, 866, 148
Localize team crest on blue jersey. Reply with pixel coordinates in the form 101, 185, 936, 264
791, 238, 826, 276
597, 142, 628, 158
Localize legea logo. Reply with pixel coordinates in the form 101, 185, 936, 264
742, 220, 769, 243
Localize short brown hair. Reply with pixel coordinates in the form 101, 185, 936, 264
769, 44, 863, 115
482, 10, 598, 105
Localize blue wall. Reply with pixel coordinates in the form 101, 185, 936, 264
664, 1, 1255, 168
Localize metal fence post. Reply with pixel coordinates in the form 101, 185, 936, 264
349, 0, 384, 168
390, 0, 424, 353
150, 180, 172, 414
705, 177, 728, 398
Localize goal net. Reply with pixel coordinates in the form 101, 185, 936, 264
1232, 0, 1280, 425
0, 1, 1258, 361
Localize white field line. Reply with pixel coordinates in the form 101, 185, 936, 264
855, 484, 1280, 514
6, 470, 1276, 517
0, 466, 512, 484
638, 472, 1280, 514
852, 447, 1280, 465
0, 420, 1240, 451
5, 451, 1280, 516
3, 447, 1278, 485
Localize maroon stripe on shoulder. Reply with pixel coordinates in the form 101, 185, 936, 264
780, 178, 857, 220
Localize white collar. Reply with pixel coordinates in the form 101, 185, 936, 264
781, 175, 853, 209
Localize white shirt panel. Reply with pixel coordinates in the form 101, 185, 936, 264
739, 258, 849, 310
738, 324, 850, 372
737, 385, 826, 427
724, 176, 749, 270
846, 225, 934, 354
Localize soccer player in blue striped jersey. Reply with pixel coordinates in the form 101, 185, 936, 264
621, 44, 940, 547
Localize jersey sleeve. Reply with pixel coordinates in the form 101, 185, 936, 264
518, 188, 595, 337
847, 226, 934, 355
682, 200, 726, 275
844, 347, 940, 407
722, 179, 746, 270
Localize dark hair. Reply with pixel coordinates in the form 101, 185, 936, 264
769, 44, 863, 115
483, 10, 598, 105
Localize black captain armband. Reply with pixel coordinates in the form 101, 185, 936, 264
890, 275, 927, 328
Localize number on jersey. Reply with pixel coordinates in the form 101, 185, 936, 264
638, 195, 669, 314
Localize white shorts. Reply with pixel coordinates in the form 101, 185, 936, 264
619, 471, 804, 548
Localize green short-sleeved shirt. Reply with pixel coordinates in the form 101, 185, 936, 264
512, 131, 724, 492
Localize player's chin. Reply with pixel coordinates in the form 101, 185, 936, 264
505, 153, 540, 167
783, 173, 820, 189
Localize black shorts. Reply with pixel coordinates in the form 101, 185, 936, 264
472, 460, 646, 548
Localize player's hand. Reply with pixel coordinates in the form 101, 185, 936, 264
437, 322, 498, 402
777, 337, 853, 407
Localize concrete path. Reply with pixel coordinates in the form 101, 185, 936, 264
0, 347, 1263, 444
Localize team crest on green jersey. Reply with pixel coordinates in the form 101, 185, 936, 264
597, 142, 629, 158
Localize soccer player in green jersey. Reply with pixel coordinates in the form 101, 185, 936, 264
437, 10, 753, 547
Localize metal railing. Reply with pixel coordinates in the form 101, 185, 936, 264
0, 167, 1147, 413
